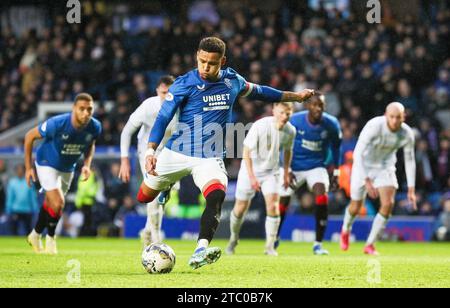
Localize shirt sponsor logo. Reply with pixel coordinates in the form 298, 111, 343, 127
301, 139, 322, 152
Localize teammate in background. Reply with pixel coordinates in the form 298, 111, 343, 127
119, 76, 177, 246
139, 37, 316, 269
340, 102, 416, 256
25, 93, 102, 254
277, 94, 342, 255
226, 102, 296, 256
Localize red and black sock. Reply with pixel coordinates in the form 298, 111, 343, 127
198, 183, 226, 243
277, 197, 291, 237
315, 195, 329, 243
43, 202, 61, 237
34, 206, 48, 234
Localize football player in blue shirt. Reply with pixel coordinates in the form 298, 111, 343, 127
24, 93, 102, 254
278, 94, 342, 255
138, 37, 316, 269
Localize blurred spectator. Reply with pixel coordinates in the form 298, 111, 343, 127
6, 164, 38, 235
103, 162, 129, 210
339, 151, 353, 199
437, 138, 450, 189
113, 195, 138, 237
75, 168, 100, 237
0, 160, 6, 215
415, 139, 436, 191
435, 199, 450, 241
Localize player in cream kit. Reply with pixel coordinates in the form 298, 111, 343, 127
119, 76, 177, 246
226, 102, 296, 256
340, 102, 417, 255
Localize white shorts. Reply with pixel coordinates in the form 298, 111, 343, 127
350, 167, 398, 201
143, 148, 228, 192
35, 163, 74, 195
279, 167, 330, 197
235, 168, 280, 201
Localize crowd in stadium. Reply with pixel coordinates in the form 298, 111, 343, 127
0, 1, 449, 236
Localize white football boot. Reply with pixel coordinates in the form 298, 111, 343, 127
27, 230, 43, 253
45, 235, 58, 255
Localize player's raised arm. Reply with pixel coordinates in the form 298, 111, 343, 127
23, 127, 43, 187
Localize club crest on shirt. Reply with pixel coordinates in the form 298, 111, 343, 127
166, 93, 174, 101
321, 131, 328, 139
85, 134, 93, 143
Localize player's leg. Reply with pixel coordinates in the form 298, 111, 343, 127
227, 168, 255, 255
189, 159, 228, 269
28, 165, 66, 254
263, 193, 281, 256
312, 183, 329, 255
340, 199, 363, 251
142, 199, 165, 246
44, 172, 73, 254
226, 199, 251, 255
276, 169, 302, 249
138, 149, 170, 246
340, 169, 367, 251
364, 186, 396, 256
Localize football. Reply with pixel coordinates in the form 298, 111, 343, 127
142, 243, 176, 274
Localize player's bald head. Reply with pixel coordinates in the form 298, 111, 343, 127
385, 102, 405, 115
385, 102, 405, 132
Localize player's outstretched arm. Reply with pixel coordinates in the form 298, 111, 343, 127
23, 127, 42, 187
242, 81, 315, 104
280, 89, 316, 103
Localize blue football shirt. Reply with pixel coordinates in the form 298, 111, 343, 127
289, 111, 342, 171
36, 113, 102, 172
149, 68, 283, 158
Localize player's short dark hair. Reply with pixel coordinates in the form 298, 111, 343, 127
74, 93, 94, 105
198, 37, 226, 57
307, 91, 325, 104
157, 75, 175, 87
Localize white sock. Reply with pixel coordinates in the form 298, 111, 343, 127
196, 239, 209, 251
230, 211, 245, 242
265, 216, 281, 249
342, 207, 356, 232
366, 213, 388, 245
145, 200, 164, 243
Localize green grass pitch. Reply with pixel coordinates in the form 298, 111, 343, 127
0, 237, 449, 288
